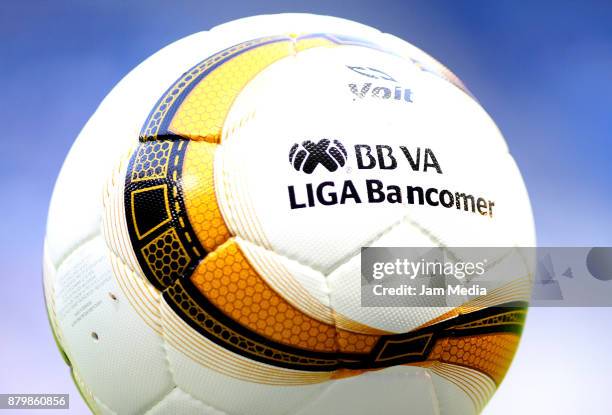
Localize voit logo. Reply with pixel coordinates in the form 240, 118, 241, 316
289, 139, 348, 174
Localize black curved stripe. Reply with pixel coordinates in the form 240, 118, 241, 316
124, 140, 205, 290
165, 277, 527, 372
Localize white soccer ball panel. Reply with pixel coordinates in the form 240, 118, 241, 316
327, 221, 454, 334
295, 366, 440, 415
145, 388, 226, 415
429, 366, 495, 415
219, 43, 531, 275
164, 342, 326, 415
52, 236, 173, 414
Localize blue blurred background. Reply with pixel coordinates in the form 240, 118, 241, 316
1, 1, 611, 413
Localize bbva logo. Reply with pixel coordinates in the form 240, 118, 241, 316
289, 139, 348, 174
289, 139, 443, 175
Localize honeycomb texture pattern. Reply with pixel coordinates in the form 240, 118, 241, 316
189, 239, 379, 355
428, 333, 519, 385
142, 228, 191, 288
140, 36, 281, 141
336, 330, 378, 353
182, 141, 231, 253
166, 278, 333, 367
131, 142, 172, 182
190, 239, 340, 352
168, 40, 293, 143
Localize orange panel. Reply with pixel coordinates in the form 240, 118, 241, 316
182, 141, 231, 252
190, 239, 379, 353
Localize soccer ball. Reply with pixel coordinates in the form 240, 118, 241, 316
43, 14, 535, 415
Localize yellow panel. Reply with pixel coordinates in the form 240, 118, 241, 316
168, 36, 338, 143
169, 41, 293, 143
427, 333, 520, 385
190, 239, 379, 353
182, 141, 231, 252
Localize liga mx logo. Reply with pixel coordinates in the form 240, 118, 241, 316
289, 139, 348, 174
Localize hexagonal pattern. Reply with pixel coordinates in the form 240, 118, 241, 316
428, 333, 519, 384
168, 40, 293, 143
336, 329, 378, 353
140, 36, 283, 141
131, 141, 171, 182
182, 141, 230, 253
190, 239, 339, 352
141, 228, 191, 287
165, 278, 335, 369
